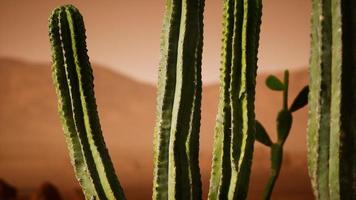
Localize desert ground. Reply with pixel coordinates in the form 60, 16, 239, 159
0, 58, 313, 199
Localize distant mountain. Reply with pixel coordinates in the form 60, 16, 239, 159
0, 58, 312, 199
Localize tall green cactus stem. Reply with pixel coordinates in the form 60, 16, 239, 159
308, 0, 356, 199
49, 5, 125, 200
208, 0, 262, 199
153, 0, 205, 199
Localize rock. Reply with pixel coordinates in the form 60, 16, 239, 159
0, 179, 17, 200
29, 182, 62, 200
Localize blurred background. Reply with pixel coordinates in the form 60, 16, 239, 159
0, 0, 313, 199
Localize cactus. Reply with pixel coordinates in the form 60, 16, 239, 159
255, 71, 308, 200
208, 0, 262, 199
48, 1, 356, 200
49, 2, 205, 199
152, 0, 205, 199
49, 5, 125, 200
307, 0, 356, 199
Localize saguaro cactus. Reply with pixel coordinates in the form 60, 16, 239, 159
208, 0, 262, 199
307, 0, 356, 199
152, 0, 205, 199
49, 5, 126, 200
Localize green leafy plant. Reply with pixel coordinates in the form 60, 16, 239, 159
307, 0, 356, 199
255, 70, 308, 199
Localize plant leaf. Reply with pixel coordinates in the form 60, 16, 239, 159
290, 85, 309, 112
265, 75, 285, 91
277, 110, 292, 144
255, 120, 273, 146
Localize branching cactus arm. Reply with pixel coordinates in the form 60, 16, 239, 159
49, 5, 125, 200
254, 71, 308, 200
49, 7, 97, 199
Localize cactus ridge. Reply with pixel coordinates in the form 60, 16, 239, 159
208, 0, 234, 198
308, 0, 356, 199
208, 0, 262, 199
153, 0, 181, 198
185, 0, 205, 198
232, 0, 262, 198
49, 5, 125, 200
153, 0, 205, 199
49, 7, 97, 199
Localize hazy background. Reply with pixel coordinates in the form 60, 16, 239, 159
0, 0, 310, 84
0, 1, 313, 199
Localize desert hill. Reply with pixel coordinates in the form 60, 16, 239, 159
0, 58, 312, 199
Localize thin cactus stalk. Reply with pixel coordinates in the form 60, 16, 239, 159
307, 0, 356, 199
152, 0, 205, 199
258, 70, 308, 200
208, 0, 262, 199
49, 5, 125, 200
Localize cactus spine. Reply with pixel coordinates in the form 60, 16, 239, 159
152, 0, 205, 199
308, 0, 356, 199
208, 0, 262, 199
49, 5, 125, 200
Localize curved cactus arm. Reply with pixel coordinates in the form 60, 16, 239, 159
153, 0, 205, 199
208, 0, 234, 199
308, 0, 356, 199
49, 5, 125, 200
49, 7, 97, 200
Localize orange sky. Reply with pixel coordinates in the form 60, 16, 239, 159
0, 0, 310, 84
